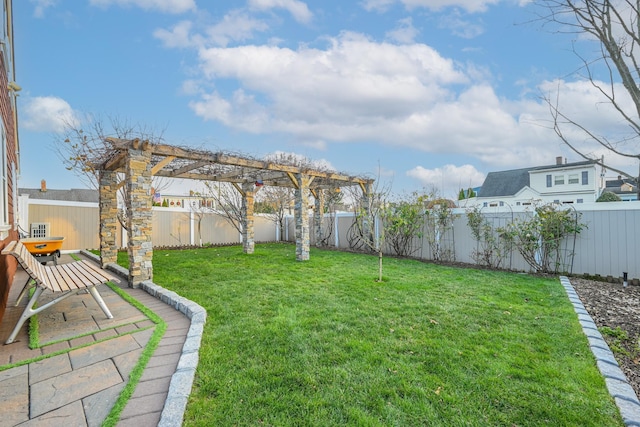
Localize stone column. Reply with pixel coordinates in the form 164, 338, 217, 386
294, 174, 312, 261
125, 143, 153, 288
314, 189, 325, 247
241, 182, 256, 254
99, 169, 118, 267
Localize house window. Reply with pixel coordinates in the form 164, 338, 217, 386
546, 174, 552, 187
499, 201, 504, 206
554, 175, 565, 185
577, 199, 583, 203
568, 174, 579, 184
554, 199, 560, 203
516, 202, 521, 206
483, 202, 487, 207
582, 171, 589, 185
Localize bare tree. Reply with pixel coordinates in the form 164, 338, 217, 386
254, 185, 294, 240
314, 187, 344, 247
54, 115, 172, 229
347, 179, 390, 282
253, 151, 324, 241
201, 181, 245, 235
55, 115, 170, 190
536, 0, 640, 195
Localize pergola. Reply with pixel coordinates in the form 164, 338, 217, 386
96, 138, 374, 287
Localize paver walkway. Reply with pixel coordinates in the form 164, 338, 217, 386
0, 253, 193, 426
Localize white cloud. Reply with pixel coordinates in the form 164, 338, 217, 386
361, 0, 500, 13
89, 0, 196, 14
30, 0, 57, 18
185, 33, 562, 170
154, 20, 197, 48
204, 11, 270, 47
361, 0, 397, 13
171, 25, 639, 177
386, 17, 419, 44
248, 0, 313, 24
407, 164, 485, 196
22, 96, 81, 133
439, 11, 484, 38
190, 32, 467, 137
154, 12, 269, 49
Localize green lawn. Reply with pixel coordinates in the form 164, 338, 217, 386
119, 243, 622, 426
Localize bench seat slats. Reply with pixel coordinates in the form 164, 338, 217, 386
75, 261, 114, 285
61, 263, 98, 289
51, 264, 75, 292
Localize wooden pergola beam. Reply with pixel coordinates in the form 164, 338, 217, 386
101, 139, 374, 190
168, 159, 211, 177
151, 156, 176, 175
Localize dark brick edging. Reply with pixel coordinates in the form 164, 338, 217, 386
81, 251, 206, 427
560, 276, 640, 427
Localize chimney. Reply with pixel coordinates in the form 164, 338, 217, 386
40, 179, 47, 192
556, 156, 563, 165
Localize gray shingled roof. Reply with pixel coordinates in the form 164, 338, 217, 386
19, 188, 99, 203
477, 168, 531, 198
478, 160, 596, 198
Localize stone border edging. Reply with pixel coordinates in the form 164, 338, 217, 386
560, 276, 640, 427
81, 251, 206, 427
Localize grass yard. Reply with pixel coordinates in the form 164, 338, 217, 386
119, 243, 622, 426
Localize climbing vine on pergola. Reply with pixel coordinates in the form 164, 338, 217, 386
95, 138, 373, 287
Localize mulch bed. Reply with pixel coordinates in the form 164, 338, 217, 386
571, 278, 640, 398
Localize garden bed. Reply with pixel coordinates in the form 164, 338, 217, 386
572, 278, 640, 398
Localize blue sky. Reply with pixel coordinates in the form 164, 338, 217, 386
15, 0, 638, 198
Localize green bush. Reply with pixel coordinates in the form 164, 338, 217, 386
596, 191, 621, 202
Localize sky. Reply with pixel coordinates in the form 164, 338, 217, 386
15, 0, 640, 199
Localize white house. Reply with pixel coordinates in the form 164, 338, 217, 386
463, 158, 603, 209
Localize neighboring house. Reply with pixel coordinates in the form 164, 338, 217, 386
463, 158, 602, 208
20, 181, 99, 203
18, 181, 99, 238
0, 0, 19, 323
157, 193, 216, 209
603, 176, 638, 201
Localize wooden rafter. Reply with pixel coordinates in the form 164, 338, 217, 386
168, 159, 211, 177
151, 156, 176, 175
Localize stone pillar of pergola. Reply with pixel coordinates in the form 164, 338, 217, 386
294, 173, 313, 261
125, 143, 154, 287
313, 189, 325, 247
239, 182, 257, 254
99, 169, 119, 266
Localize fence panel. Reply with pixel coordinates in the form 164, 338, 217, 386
27, 203, 100, 250
24, 198, 640, 280
254, 215, 277, 242
153, 208, 191, 247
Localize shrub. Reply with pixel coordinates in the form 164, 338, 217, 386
596, 191, 621, 202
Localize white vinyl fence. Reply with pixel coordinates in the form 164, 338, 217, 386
283, 203, 640, 281
21, 196, 640, 281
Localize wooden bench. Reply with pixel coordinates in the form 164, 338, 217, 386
2, 240, 115, 345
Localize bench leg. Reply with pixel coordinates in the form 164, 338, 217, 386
88, 286, 113, 319
14, 277, 36, 307
5, 287, 44, 345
